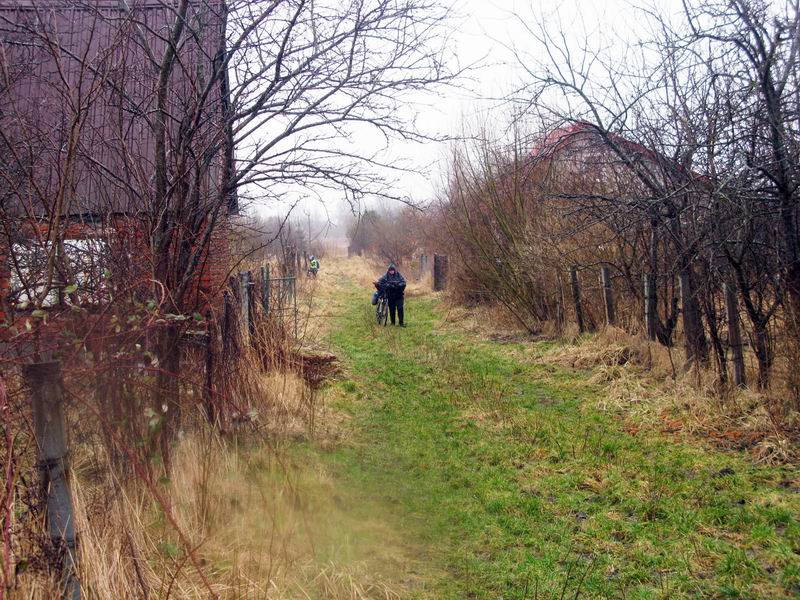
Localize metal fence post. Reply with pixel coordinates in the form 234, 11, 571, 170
23, 361, 80, 600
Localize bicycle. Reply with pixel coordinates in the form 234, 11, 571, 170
375, 292, 388, 326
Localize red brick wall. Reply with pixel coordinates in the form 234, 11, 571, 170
193, 218, 231, 307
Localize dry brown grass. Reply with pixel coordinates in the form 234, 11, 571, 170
10, 260, 416, 599
438, 300, 533, 339
13, 357, 408, 599
541, 327, 799, 464
437, 293, 799, 464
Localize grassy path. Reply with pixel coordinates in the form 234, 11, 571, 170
309, 263, 799, 599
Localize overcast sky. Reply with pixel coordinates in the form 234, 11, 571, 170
254, 0, 684, 227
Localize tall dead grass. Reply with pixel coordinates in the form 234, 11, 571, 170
9, 258, 408, 599
542, 327, 799, 463
434, 290, 798, 464
13, 355, 402, 599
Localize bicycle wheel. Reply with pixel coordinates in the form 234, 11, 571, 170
376, 298, 388, 326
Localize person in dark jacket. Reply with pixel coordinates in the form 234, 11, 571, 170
376, 263, 407, 326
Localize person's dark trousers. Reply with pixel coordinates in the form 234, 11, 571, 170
388, 296, 404, 325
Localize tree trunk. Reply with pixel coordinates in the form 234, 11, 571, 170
724, 283, 746, 388
644, 273, 657, 340
752, 323, 771, 390
701, 286, 728, 385
679, 268, 708, 365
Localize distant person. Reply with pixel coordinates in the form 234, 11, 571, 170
374, 263, 407, 326
308, 255, 320, 277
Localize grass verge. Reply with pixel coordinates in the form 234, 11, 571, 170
321, 276, 800, 599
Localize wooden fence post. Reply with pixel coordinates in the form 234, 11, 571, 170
419, 254, 428, 280
240, 271, 254, 345
724, 282, 746, 388
203, 311, 216, 425
289, 276, 298, 339
261, 264, 270, 317
222, 289, 234, 356
569, 267, 585, 333
246, 270, 255, 337
23, 361, 80, 600
433, 254, 448, 291
600, 266, 615, 326
644, 273, 657, 340
555, 271, 566, 333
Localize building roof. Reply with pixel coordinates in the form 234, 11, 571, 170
527, 120, 709, 196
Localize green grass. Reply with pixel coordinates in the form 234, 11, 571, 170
316, 283, 800, 599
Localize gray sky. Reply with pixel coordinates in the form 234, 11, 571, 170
252, 0, 684, 225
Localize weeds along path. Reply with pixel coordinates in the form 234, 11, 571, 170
314, 257, 800, 599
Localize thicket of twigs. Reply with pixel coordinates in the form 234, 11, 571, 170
423, 1, 800, 442
345, 205, 425, 266
2, 247, 331, 594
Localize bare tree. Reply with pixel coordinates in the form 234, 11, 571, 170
430, 0, 799, 396
0, 0, 456, 464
